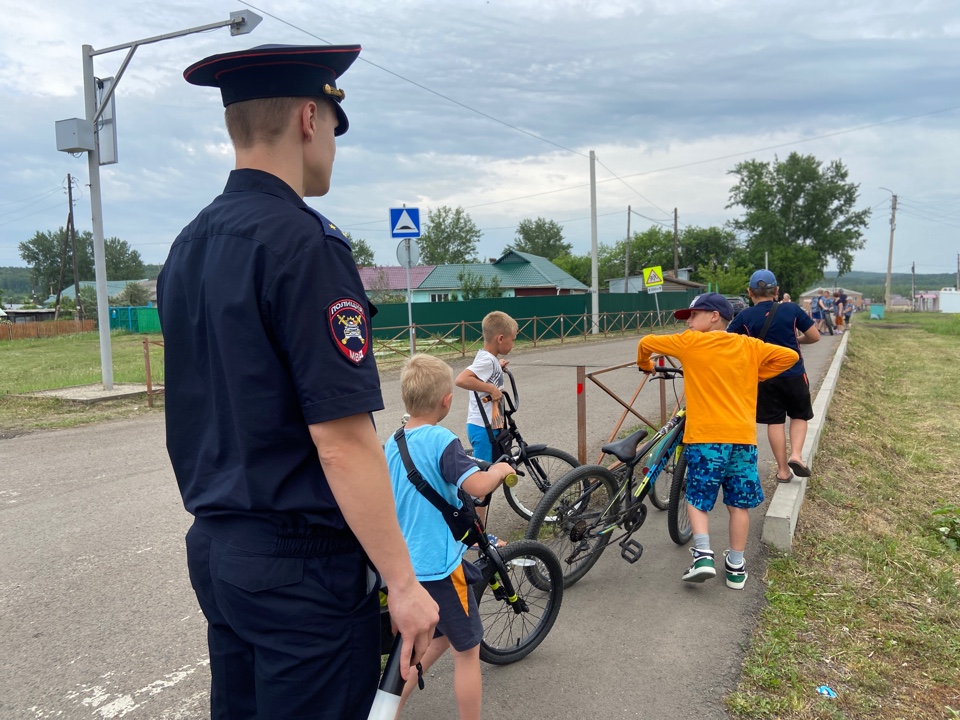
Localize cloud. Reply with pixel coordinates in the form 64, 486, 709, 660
1, 0, 957, 282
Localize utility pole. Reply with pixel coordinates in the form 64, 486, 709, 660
673, 208, 679, 276
911, 261, 916, 311
589, 151, 599, 333
624, 205, 631, 291
884, 193, 898, 309
67, 175, 83, 321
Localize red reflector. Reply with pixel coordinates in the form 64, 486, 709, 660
577, 383, 583, 394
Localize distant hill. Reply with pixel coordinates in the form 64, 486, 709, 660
1, 264, 162, 301
0, 266, 32, 297
812, 271, 957, 301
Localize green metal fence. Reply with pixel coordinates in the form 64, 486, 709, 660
109, 307, 161, 334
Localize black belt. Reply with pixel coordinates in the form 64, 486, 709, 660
193, 515, 360, 556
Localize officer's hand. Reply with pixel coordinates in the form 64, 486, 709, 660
388, 579, 439, 681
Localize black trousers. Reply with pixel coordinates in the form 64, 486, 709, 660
186, 520, 379, 719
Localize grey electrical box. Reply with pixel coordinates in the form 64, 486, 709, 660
56, 118, 95, 153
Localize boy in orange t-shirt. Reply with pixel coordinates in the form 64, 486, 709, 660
637, 293, 797, 589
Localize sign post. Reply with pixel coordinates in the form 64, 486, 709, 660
391, 207, 421, 356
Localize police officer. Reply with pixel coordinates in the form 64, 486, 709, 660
157, 44, 438, 718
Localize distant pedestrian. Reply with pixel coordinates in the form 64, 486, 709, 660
834, 291, 848, 333
728, 270, 820, 484
782, 293, 792, 303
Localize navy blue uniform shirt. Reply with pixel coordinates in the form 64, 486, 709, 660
727, 300, 813, 378
157, 169, 383, 529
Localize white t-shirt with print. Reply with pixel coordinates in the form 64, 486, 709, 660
464, 349, 503, 427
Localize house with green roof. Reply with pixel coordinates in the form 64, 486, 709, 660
408, 250, 588, 302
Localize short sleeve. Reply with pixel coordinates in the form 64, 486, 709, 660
793, 304, 814, 332
266, 233, 383, 425
439, 438, 481, 487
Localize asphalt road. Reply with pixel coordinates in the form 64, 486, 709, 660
0, 330, 842, 719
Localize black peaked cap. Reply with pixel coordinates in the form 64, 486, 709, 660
183, 44, 361, 136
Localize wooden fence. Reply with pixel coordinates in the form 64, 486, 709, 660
0, 320, 95, 341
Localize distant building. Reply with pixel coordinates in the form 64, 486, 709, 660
359, 251, 588, 302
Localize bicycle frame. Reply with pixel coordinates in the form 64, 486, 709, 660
594, 410, 686, 538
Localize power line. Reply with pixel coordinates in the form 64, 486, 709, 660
237, 1, 587, 158
594, 156, 672, 217
0, 187, 63, 207
0, 188, 63, 218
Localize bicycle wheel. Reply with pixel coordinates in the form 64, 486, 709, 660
504, 447, 580, 521
472, 540, 564, 665
667, 453, 693, 545
525, 465, 619, 588
648, 443, 679, 511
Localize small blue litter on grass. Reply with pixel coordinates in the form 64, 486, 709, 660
816, 685, 837, 698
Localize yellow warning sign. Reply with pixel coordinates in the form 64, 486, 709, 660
643, 266, 664, 287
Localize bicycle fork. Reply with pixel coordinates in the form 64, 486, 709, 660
483, 549, 529, 615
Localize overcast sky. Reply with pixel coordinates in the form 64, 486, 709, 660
2, 0, 958, 282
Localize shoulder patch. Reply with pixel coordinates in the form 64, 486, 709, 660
328, 298, 370, 365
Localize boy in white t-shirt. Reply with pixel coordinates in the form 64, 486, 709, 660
455, 311, 518, 538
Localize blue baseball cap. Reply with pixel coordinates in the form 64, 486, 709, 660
749, 269, 778, 289
184, 44, 361, 136
674, 292, 734, 321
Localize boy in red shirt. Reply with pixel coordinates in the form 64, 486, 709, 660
637, 293, 797, 588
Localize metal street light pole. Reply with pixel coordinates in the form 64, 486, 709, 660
62, 10, 260, 389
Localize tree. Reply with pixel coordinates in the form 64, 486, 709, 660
696, 262, 752, 295
117, 281, 150, 306
343, 231, 375, 266
678, 226, 746, 281
18, 228, 145, 299
104, 237, 145, 280
552, 253, 591, 287
367, 267, 406, 305
417, 206, 481, 265
726, 152, 871, 296
78, 285, 98, 322
506, 218, 571, 260
598, 226, 675, 285
455, 269, 502, 300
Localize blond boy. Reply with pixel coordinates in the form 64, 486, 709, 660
385, 354, 514, 719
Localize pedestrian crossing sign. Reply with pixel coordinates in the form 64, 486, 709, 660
643, 266, 664, 287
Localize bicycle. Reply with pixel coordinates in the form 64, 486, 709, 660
473, 368, 580, 521
525, 366, 688, 587
377, 524, 564, 672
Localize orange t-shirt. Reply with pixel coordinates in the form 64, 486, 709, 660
637, 330, 798, 445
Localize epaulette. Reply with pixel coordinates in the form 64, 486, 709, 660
303, 206, 351, 250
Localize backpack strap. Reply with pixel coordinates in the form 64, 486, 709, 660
757, 301, 780, 341
393, 427, 456, 517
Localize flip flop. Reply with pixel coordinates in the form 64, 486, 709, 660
775, 472, 793, 484
788, 460, 811, 477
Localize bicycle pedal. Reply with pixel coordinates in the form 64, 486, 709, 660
619, 539, 644, 563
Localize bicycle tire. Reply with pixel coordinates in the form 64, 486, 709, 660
472, 540, 564, 665
822, 312, 835, 335
667, 454, 693, 545
648, 441, 678, 511
503, 447, 580, 521
525, 465, 619, 588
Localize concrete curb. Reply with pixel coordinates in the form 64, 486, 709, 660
761, 331, 851, 551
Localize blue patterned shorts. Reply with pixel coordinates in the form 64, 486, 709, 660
683, 443, 763, 511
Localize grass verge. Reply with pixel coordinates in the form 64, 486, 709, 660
728, 315, 960, 719
0, 331, 165, 434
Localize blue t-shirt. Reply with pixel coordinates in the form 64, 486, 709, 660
385, 425, 480, 582
727, 300, 813, 377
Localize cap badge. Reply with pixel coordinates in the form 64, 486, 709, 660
323, 84, 345, 100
